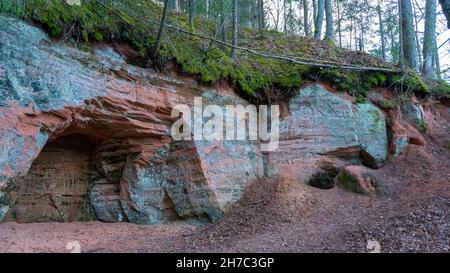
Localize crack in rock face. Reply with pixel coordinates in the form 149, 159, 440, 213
0, 16, 401, 225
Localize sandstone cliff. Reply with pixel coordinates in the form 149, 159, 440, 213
0, 15, 431, 225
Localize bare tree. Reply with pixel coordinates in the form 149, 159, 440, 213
378, 0, 387, 60
188, 0, 195, 29
422, 0, 437, 79
304, 0, 310, 36
259, 0, 266, 34
399, 0, 419, 70
324, 0, 334, 40
232, 0, 238, 61
153, 0, 170, 58
314, 0, 325, 38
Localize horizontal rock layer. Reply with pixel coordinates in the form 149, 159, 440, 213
0, 16, 424, 224
0, 16, 263, 224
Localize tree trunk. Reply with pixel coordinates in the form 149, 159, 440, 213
314, 0, 325, 38
169, 0, 177, 10
433, 40, 442, 79
336, 0, 342, 46
349, 18, 353, 50
324, 0, 333, 40
303, 0, 310, 36
313, 0, 317, 29
422, 0, 437, 79
219, 0, 228, 50
399, 0, 418, 70
283, 0, 288, 34
259, 0, 265, 33
378, 0, 387, 60
188, 0, 194, 29
153, 0, 170, 58
412, 1, 423, 69
439, 0, 450, 28
232, 0, 238, 61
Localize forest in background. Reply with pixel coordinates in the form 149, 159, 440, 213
0, 0, 449, 102
156, 0, 450, 82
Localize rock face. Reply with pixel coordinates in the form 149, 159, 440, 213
354, 103, 389, 168
335, 165, 379, 196
5, 135, 96, 222
389, 108, 426, 158
0, 16, 416, 224
0, 16, 263, 223
269, 84, 389, 183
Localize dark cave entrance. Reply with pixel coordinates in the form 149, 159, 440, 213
307, 166, 341, 190
8, 134, 97, 223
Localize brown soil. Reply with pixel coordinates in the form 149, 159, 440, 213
0, 108, 449, 253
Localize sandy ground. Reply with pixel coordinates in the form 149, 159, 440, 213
0, 108, 449, 253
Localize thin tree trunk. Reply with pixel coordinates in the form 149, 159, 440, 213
232, 0, 238, 61
433, 40, 442, 79
361, 19, 365, 51
439, 0, 450, 28
313, 0, 317, 28
336, 0, 342, 46
398, 0, 404, 68
349, 18, 353, 50
220, 0, 228, 50
169, 0, 177, 10
422, 0, 437, 79
283, 0, 288, 34
412, 1, 423, 69
378, 0, 387, 60
399, 0, 419, 70
259, 0, 265, 33
153, 0, 170, 58
314, 0, 325, 38
324, 0, 334, 40
303, 0, 310, 36
188, 0, 194, 29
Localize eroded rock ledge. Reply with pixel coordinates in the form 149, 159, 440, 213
0, 16, 426, 224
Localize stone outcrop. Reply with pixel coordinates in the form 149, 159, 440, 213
0, 16, 263, 223
388, 108, 426, 158
354, 103, 389, 168
335, 165, 379, 196
0, 16, 423, 224
269, 84, 389, 183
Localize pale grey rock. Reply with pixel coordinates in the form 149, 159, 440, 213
354, 103, 389, 168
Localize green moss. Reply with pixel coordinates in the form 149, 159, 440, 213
391, 72, 430, 94
378, 98, 397, 110
82, 30, 89, 43
418, 120, 428, 133
0, 0, 436, 98
430, 80, 450, 99
355, 95, 366, 104
338, 172, 363, 194
93, 31, 103, 42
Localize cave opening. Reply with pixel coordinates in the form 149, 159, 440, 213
7, 134, 99, 223
307, 167, 340, 190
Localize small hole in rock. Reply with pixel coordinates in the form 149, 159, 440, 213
307, 168, 340, 190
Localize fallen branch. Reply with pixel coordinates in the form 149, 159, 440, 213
95, 0, 401, 73
149, 20, 401, 73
